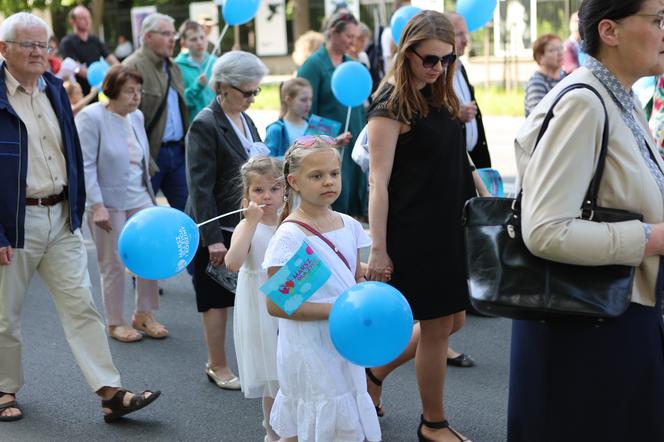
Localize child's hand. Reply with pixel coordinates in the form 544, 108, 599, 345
197, 73, 208, 86
335, 131, 353, 147
242, 199, 264, 223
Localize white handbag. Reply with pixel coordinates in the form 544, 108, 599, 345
351, 124, 370, 173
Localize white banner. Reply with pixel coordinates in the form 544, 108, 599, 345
130, 6, 157, 49
255, 0, 288, 56
411, 0, 445, 12
189, 2, 220, 48
324, 0, 360, 20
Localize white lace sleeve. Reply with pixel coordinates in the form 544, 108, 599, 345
262, 225, 303, 269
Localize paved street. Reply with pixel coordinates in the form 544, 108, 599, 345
2, 115, 525, 442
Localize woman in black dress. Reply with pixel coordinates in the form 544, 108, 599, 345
366, 11, 477, 442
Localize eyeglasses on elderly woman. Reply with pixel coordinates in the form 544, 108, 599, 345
231, 85, 262, 98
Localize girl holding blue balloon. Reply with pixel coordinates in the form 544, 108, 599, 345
223, 156, 283, 442
262, 136, 381, 441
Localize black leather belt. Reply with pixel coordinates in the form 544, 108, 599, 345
26, 191, 65, 206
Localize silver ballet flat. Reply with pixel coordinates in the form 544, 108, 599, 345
205, 365, 241, 390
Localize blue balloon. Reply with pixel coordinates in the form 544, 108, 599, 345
329, 282, 413, 367
86, 60, 108, 88
457, 0, 497, 33
118, 207, 200, 280
390, 5, 422, 45
331, 61, 372, 107
223, 0, 261, 26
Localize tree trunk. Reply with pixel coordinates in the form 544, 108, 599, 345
292, 0, 310, 41
90, 0, 104, 38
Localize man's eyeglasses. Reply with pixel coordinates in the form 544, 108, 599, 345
632, 13, 664, 30
150, 30, 176, 38
293, 135, 337, 148
231, 85, 261, 98
412, 50, 457, 69
5, 40, 53, 53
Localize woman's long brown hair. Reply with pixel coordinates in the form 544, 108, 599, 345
375, 10, 460, 123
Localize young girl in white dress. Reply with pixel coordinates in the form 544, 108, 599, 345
262, 136, 381, 442
224, 156, 284, 442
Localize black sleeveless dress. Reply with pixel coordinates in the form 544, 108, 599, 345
367, 84, 476, 320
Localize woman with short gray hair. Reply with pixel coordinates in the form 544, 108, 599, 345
185, 51, 269, 391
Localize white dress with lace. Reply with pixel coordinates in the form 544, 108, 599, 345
262, 214, 381, 442
233, 222, 280, 399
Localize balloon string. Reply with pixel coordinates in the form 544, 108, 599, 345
202, 23, 230, 76
344, 106, 352, 133
197, 204, 266, 227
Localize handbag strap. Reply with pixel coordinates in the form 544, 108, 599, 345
517, 83, 609, 218
145, 62, 172, 139
283, 219, 351, 271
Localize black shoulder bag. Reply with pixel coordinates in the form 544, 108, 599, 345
462, 83, 642, 321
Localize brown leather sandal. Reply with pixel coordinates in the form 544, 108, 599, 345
0, 393, 22, 422
108, 325, 143, 343
101, 389, 161, 423
132, 314, 168, 339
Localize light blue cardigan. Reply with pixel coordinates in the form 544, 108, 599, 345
76, 102, 156, 209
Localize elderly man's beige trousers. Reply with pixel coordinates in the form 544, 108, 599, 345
0, 202, 121, 393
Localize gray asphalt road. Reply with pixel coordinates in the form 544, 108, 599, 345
1, 244, 511, 442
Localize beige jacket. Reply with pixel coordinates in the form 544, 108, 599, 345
122, 46, 188, 169
515, 67, 664, 307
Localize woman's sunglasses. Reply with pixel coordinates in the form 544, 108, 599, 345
293, 135, 337, 147
231, 85, 262, 98
412, 50, 457, 69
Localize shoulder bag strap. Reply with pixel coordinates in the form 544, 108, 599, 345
145, 62, 172, 139
516, 83, 609, 216
283, 219, 351, 271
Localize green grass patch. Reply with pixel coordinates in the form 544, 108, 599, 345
253, 83, 281, 110
474, 87, 525, 117
254, 83, 525, 117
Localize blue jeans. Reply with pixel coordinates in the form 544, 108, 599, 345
151, 141, 188, 212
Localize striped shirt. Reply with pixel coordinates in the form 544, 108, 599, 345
524, 71, 565, 117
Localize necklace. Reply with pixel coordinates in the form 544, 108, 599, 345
297, 207, 331, 232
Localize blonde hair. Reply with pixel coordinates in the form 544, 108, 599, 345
375, 10, 459, 123
280, 139, 341, 223
292, 31, 325, 66
240, 156, 284, 200
279, 77, 312, 118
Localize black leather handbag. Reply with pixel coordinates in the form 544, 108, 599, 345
463, 84, 642, 321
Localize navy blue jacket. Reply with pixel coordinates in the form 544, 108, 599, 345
0, 64, 86, 248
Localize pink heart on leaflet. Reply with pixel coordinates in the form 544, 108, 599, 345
279, 286, 290, 294
306, 246, 314, 255
285, 280, 295, 288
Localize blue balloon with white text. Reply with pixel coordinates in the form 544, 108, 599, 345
118, 207, 200, 280
329, 282, 413, 367
331, 61, 372, 107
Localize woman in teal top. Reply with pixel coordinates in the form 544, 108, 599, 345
298, 11, 368, 218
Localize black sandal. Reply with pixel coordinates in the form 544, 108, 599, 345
417, 415, 470, 442
447, 353, 475, 368
0, 393, 22, 422
101, 389, 161, 423
365, 368, 385, 417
